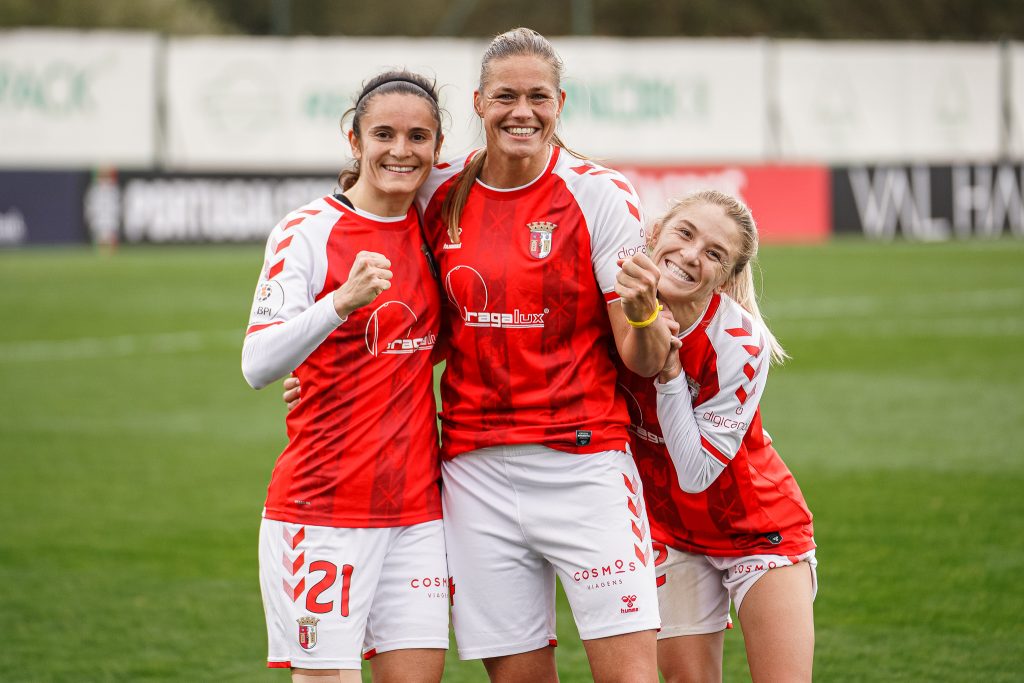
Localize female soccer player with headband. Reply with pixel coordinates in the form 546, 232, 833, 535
243, 71, 449, 682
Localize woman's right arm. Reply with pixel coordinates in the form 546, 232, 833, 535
241, 222, 329, 390
241, 243, 394, 389
241, 296, 344, 390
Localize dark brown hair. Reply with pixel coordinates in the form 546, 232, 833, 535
337, 70, 443, 191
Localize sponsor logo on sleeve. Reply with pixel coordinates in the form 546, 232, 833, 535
616, 223, 650, 260
700, 410, 748, 432
616, 243, 648, 259
251, 280, 284, 321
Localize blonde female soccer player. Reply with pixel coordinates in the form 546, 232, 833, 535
616, 190, 817, 683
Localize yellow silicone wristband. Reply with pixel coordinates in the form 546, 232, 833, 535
626, 304, 663, 329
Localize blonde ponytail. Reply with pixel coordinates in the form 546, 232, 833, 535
441, 150, 487, 244
722, 261, 789, 365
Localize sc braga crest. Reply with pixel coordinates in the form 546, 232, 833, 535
297, 616, 319, 650
527, 221, 557, 259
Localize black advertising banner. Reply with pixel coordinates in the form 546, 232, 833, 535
0, 171, 90, 246
832, 164, 1024, 240
7, 165, 1024, 246
107, 172, 336, 243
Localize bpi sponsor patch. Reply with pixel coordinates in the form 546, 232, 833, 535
251, 280, 284, 322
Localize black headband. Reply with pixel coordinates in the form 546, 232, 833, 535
356, 77, 436, 107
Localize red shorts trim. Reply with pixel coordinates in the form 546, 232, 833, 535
267, 660, 291, 669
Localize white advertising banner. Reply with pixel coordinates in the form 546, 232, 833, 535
776, 40, 1001, 162
1010, 43, 1024, 158
553, 38, 767, 162
0, 30, 158, 168
165, 37, 481, 171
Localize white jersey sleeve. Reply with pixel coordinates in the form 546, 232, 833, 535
654, 373, 726, 493
556, 159, 647, 302
241, 202, 343, 390
655, 300, 771, 492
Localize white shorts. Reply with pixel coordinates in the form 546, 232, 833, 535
258, 518, 449, 670
653, 542, 818, 638
442, 445, 661, 660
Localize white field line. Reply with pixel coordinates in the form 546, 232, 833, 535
2, 287, 1022, 363
767, 288, 1024, 319
780, 316, 1024, 338
0, 329, 242, 362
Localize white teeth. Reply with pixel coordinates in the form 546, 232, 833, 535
665, 260, 694, 282
506, 127, 536, 136
383, 165, 415, 173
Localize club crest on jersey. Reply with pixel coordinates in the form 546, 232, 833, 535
527, 221, 557, 259
297, 616, 319, 650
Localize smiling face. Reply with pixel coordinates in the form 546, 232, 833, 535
474, 54, 565, 171
348, 92, 441, 209
651, 201, 743, 308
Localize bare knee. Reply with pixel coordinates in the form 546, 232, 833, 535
369, 648, 446, 683
483, 647, 558, 683
583, 630, 659, 683
657, 632, 723, 683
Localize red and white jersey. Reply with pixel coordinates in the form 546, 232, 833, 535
242, 195, 442, 528
616, 293, 814, 557
416, 147, 648, 459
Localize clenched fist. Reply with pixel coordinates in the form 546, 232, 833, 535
333, 251, 393, 318
615, 254, 661, 325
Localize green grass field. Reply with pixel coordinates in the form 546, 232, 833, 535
1, 239, 1022, 681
